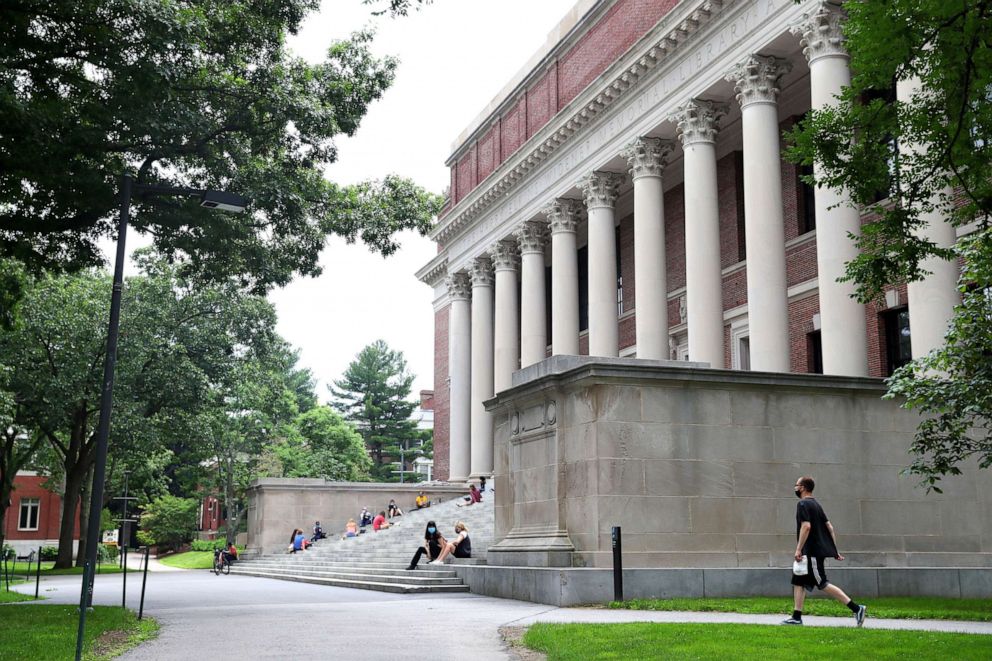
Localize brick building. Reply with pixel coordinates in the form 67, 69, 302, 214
3, 471, 80, 556
417, 0, 964, 482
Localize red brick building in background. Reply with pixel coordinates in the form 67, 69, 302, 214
417, 0, 963, 481
3, 471, 79, 555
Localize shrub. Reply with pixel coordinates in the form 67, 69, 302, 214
138, 495, 198, 552
40, 546, 58, 561
190, 539, 228, 552
97, 544, 118, 564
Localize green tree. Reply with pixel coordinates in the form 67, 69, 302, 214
787, 0, 992, 489
276, 405, 371, 481
0, 1, 442, 290
137, 495, 198, 552
331, 340, 420, 481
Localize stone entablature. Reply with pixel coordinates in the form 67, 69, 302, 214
433, 0, 799, 273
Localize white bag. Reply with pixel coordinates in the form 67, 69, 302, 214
793, 555, 809, 576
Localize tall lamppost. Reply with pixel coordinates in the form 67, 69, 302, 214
74, 173, 248, 661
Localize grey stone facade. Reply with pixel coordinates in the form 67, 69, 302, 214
486, 357, 992, 573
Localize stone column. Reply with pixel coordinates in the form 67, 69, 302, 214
515, 221, 548, 367
898, 77, 961, 358
470, 256, 495, 479
446, 272, 472, 482
727, 55, 793, 372
621, 137, 674, 359
492, 239, 520, 392
671, 99, 728, 368
579, 171, 624, 357
545, 199, 583, 356
792, 3, 868, 376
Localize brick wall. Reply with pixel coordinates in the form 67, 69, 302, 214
433, 305, 450, 481
788, 295, 821, 373
3, 474, 79, 543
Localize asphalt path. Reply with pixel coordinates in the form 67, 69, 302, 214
11, 571, 992, 660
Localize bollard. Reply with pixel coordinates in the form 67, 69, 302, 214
35, 546, 42, 599
138, 546, 150, 620
611, 526, 623, 602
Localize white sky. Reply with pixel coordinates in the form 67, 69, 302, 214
268, 0, 578, 400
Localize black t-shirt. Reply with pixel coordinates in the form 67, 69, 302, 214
796, 497, 838, 558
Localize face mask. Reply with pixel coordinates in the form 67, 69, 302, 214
427, 527, 436, 534
795, 489, 802, 498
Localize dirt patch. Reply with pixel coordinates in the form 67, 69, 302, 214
499, 626, 547, 661
91, 629, 130, 657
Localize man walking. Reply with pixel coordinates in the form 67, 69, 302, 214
782, 476, 867, 627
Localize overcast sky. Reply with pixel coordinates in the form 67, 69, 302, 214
268, 0, 578, 400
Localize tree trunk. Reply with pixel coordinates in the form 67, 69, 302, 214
54, 464, 86, 569
75, 466, 93, 566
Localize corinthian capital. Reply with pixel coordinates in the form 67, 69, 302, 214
621, 137, 675, 180
446, 272, 472, 301
470, 255, 494, 287
579, 171, 624, 210
790, 2, 847, 65
514, 221, 547, 255
544, 198, 584, 235
670, 99, 728, 147
727, 54, 792, 108
489, 239, 520, 272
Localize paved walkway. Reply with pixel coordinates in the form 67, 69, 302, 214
10, 572, 991, 660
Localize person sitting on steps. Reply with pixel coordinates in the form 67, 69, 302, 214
457, 484, 481, 507
406, 520, 446, 570
372, 510, 391, 531
430, 522, 471, 565
312, 520, 326, 542
388, 498, 403, 518
415, 491, 430, 509
342, 518, 359, 539
359, 507, 373, 531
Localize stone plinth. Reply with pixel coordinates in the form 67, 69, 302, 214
246, 480, 469, 555
485, 356, 992, 570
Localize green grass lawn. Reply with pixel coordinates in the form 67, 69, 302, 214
4, 560, 131, 576
0, 604, 158, 660
609, 596, 992, 622
158, 551, 214, 569
0, 589, 36, 603
523, 623, 992, 661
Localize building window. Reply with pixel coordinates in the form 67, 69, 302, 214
734, 151, 746, 261
882, 306, 912, 375
807, 330, 823, 374
862, 82, 899, 203
616, 226, 623, 316
798, 162, 817, 233
731, 321, 750, 370
577, 246, 589, 332
18, 497, 40, 531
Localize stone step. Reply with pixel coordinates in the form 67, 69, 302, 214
228, 567, 469, 593
240, 561, 459, 578
232, 566, 465, 586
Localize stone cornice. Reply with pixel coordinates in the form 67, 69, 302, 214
622, 137, 675, 179
790, 1, 847, 65
727, 54, 792, 107
431, 0, 737, 246
671, 98, 729, 146
415, 253, 448, 287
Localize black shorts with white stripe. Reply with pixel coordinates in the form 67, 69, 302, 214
791, 556, 830, 591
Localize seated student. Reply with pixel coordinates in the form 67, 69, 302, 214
312, 521, 327, 542
430, 522, 471, 565
359, 507, 373, 530
342, 518, 359, 539
387, 499, 403, 518
372, 510, 391, 531
224, 542, 239, 564
456, 484, 481, 507
479, 476, 487, 494
415, 491, 430, 509
406, 520, 445, 570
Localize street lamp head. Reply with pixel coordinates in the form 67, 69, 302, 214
200, 190, 249, 213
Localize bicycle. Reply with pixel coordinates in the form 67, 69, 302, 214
212, 548, 231, 575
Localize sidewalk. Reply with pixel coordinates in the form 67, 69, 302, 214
121, 551, 184, 572
514, 607, 992, 635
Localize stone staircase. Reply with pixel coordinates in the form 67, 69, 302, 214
230, 492, 494, 594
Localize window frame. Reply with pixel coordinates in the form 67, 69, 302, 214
18, 497, 40, 531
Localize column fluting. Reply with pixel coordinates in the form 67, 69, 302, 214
445, 272, 472, 482
469, 256, 494, 479
545, 199, 583, 356
492, 239, 520, 392
515, 221, 549, 367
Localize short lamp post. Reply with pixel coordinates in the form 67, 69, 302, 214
74, 173, 248, 661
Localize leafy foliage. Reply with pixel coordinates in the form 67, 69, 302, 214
787, 0, 992, 489
0, 1, 443, 290
331, 340, 423, 481
136, 495, 198, 551
274, 405, 371, 481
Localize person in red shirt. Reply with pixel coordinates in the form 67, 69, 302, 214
457, 484, 481, 507
372, 510, 391, 531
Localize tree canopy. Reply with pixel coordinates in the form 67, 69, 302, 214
0, 0, 443, 291
787, 0, 992, 490
331, 339, 424, 481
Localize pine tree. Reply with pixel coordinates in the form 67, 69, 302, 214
331, 340, 420, 481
